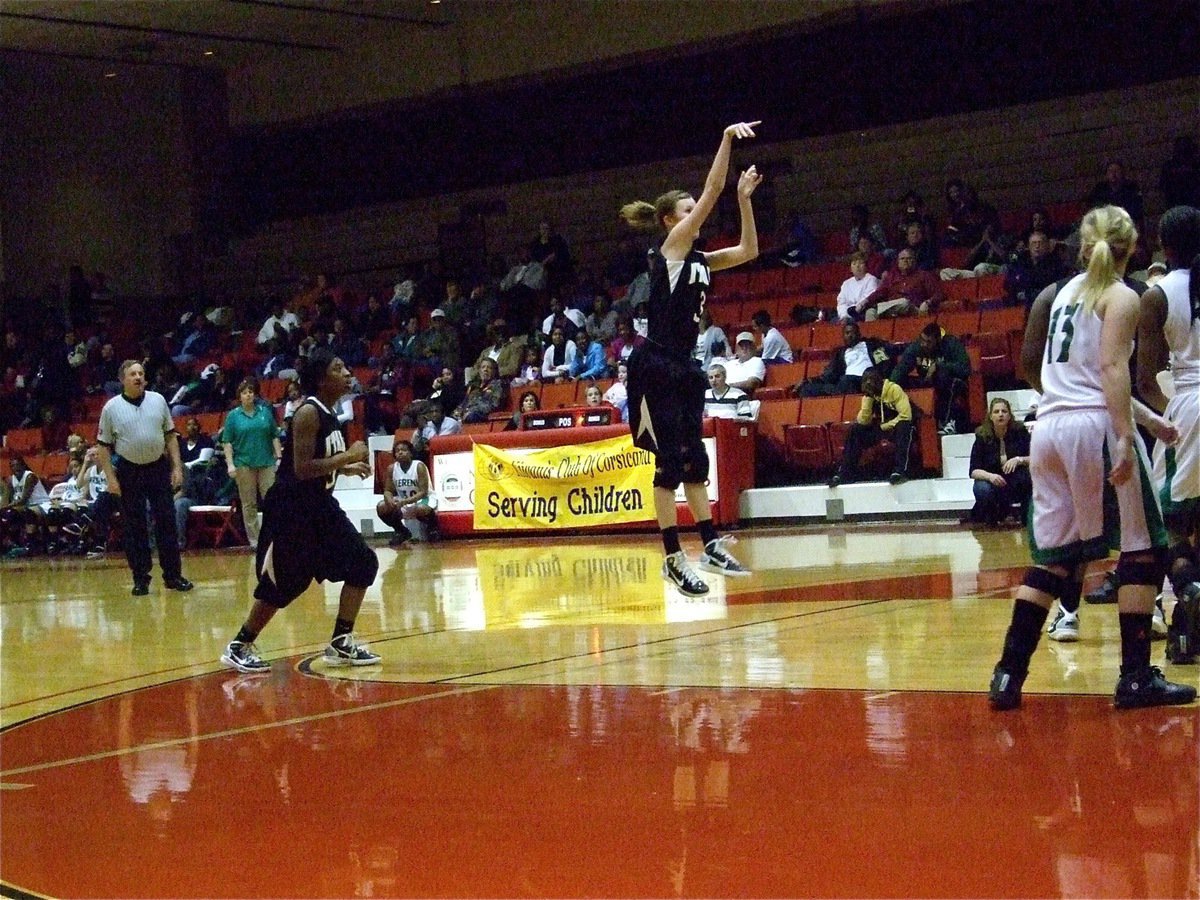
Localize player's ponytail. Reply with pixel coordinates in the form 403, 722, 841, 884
1077, 205, 1137, 314
620, 190, 690, 234
1158, 205, 1200, 322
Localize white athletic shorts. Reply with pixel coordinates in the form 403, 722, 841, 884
1028, 409, 1167, 566
1152, 385, 1199, 520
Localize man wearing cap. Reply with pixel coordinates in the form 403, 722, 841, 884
719, 333, 766, 394
97, 360, 193, 596
421, 308, 460, 374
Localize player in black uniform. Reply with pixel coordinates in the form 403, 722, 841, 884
620, 121, 763, 596
221, 348, 381, 672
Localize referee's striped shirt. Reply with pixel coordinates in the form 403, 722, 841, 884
98, 391, 175, 464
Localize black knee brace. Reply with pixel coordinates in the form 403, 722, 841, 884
1115, 549, 1168, 588
652, 458, 683, 492
679, 443, 710, 485
1023, 566, 1066, 599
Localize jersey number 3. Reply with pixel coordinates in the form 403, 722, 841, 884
1045, 303, 1079, 365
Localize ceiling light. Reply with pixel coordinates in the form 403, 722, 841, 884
203, 50, 214, 56
104, 72, 117, 78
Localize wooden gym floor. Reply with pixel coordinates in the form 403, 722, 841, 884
1, 522, 1196, 898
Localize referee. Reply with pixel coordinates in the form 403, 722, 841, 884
97, 360, 193, 596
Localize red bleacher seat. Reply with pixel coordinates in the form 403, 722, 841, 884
938, 310, 981, 340
941, 278, 978, 307
764, 361, 807, 391
3, 428, 43, 455
783, 424, 832, 475
979, 305, 1026, 334
799, 394, 843, 426
975, 274, 1007, 303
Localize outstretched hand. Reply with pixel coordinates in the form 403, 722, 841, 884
724, 121, 761, 140
738, 165, 763, 198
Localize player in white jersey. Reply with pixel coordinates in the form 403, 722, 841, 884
990, 205, 1195, 710
1137, 205, 1200, 663
376, 439, 437, 546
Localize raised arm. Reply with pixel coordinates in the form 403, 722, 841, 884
706, 166, 764, 272
661, 122, 759, 259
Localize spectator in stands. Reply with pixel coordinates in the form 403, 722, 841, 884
541, 295, 586, 336
170, 363, 231, 417
610, 315, 645, 368
452, 358, 504, 424
836, 252, 881, 322
473, 320, 526, 380
962, 397, 1031, 527
582, 384, 605, 407
329, 317, 366, 367
693, 309, 728, 372
828, 367, 914, 487
256, 298, 300, 348
499, 245, 547, 303
859, 249, 944, 319
792, 322, 893, 397
585, 294, 619, 345
28, 322, 77, 425
222, 378, 282, 550
750, 310, 794, 364
529, 221, 574, 295
259, 339, 296, 381
901, 220, 939, 271
88, 341, 122, 395
704, 363, 751, 418
180, 417, 215, 466
1159, 134, 1200, 209
778, 211, 818, 267
172, 314, 218, 367
1021, 207, 1071, 245
280, 379, 304, 430
1086, 160, 1145, 227
943, 181, 999, 249
569, 328, 609, 381
391, 314, 422, 376
603, 361, 630, 423
39, 406, 71, 455
719, 332, 766, 394
151, 361, 184, 411
410, 402, 462, 462
504, 390, 540, 431
961, 221, 1014, 275
895, 190, 938, 251
419, 308, 461, 377
541, 326, 576, 383
892, 321, 972, 434
849, 204, 892, 258
510, 345, 543, 388
632, 299, 650, 338
855, 233, 889, 278
356, 294, 392, 342
1005, 229, 1071, 309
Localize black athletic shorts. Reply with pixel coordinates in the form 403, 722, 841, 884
626, 344, 707, 486
253, 486, 378, 609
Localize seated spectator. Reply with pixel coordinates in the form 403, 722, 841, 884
39, 406, 71, 455
962, 397, 1031, 526
87, 341, 122, 395
1020, 207, 1071, 246
942, 180, 999, 248
895, 190, 938, 254
858, 249, 944, 320
610, 315, 645, 368
693, 309, 729, 372
541, 326, 577, 383
848, 204, 892, 257
778, 211, 818, 267
452, 358, 504, 424
892, 322, 972, 434
172, 314, 218, 366
256, 299, 300, 348
1004, 230, 1070, 309
329, 317, 366, 367
180, 417, 216, 466
529, 221, 574, 296
499, 247, 547, 302
376, 439, 438, 546
1086, 159, 1145, 225
750, 310, 794, 364
836, 253, 882, 322
260, 339, 297, 381
411, 402, 462, 462
632, 300, 649, 338
541, 296, 586, 336
569, 328, 608, 381
504, 390, 540, 431
792, 322, 893, 397
855, 234, 889, 278
510, 345, 543, 388
280, 379, 304, 430
170, 363, 233, 417
473, 320, 526, 380
585, 294, 619, 345
357, 294, 392, 342
582, 384, 607, 408
961, 222, 1014, 276
362, 346, 408, 436
718, 332, 766, 394
413, 308, 460, 390
603, 361, 630, 423
900, 220, 939, 271
828, 368, 914, 487
704, 363, 751, 418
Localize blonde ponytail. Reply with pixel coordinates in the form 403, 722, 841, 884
1077, 205, 1137, 314
619, 200, 659, 233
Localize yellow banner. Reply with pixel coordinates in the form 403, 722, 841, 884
472, 435, 656, 530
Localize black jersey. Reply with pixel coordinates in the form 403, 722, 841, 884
275, 397, 345, 496
646, 246, 711, 358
